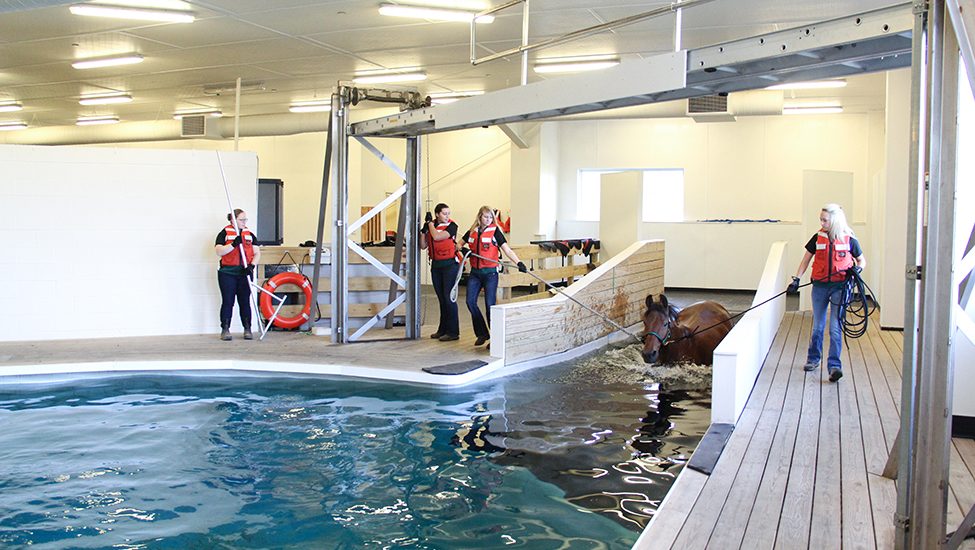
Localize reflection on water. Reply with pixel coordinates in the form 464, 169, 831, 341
0, 344, 709, 549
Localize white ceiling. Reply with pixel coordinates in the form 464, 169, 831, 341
0, 0, 906, 131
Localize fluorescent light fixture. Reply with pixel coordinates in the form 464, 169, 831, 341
0, 103, 24, 113
782, 107, 843, 115
69, 4, 195, 22
533, 57, 620, 74
173, 109, 222, 119
353, 72, 427, 84
72, 55, 144, 69
378, 4, 493, 23
76, 116, 120, 125
766, 80, 847, 90
0, 123, 27, 131
289, 102, 332, 113
783, 101, 841, 109
428, 91, 484, 104
79, 94, 132, 105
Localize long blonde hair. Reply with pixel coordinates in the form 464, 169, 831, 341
470, 205, 496, 233
822, 203, 853, 241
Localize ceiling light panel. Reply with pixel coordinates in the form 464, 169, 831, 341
378, 4, 493, 23
173, 109, 222, 119
533, 60, 619, 74
72, 55, 144, 69
353, 72, 427, 84
0, 123, 28, 131
289, 102, 332, 113
79, 94, 133, 105
76, 116, 120, 125
766, 80, 847, 90
69, 4, 195, 22
0, 103, 24, 113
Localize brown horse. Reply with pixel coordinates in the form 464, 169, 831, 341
641, 294, 734, 365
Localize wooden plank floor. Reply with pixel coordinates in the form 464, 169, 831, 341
638, 311, 975, 550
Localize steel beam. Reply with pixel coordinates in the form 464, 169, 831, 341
352, 4, 913, 137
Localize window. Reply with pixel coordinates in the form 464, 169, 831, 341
576, 169, 684, 222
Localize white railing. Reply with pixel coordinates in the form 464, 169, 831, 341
710, 241, 789, 424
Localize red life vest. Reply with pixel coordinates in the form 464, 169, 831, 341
812, 232, 854, 283
427, 220, 458, 262
467, 224, 501, 270
220, 224, 255, 267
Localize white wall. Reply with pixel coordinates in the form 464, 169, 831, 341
0, 145, 257, 341
881, 68, 912, 329
551, 112, 886, 292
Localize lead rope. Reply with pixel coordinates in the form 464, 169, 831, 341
670, 266, 878, 347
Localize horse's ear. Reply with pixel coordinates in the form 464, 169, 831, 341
659, 294, 668, 309
645, 294, 654, 309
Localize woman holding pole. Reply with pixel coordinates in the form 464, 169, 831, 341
215, 209, 261, 341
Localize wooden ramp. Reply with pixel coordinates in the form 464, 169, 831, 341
637, 311, 975, 550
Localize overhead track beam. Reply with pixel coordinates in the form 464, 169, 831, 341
352, 3, 913, 138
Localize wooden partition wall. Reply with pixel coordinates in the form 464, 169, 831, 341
492, 240, 664, 365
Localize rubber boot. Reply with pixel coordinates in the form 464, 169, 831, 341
242, 317, 253, 340
220, 319, 232, 341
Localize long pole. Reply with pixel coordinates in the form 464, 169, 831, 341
216, 150, 263, 336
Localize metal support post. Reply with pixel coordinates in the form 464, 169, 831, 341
894, 2, 930, 545
405, 136, 422, 339
331, 93, 350, 343
306, 95, 334, 332
899, 1, 961, 547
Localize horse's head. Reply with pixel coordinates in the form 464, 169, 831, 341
642, 294, 678, 364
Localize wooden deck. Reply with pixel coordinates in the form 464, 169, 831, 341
638, 311, 975, 550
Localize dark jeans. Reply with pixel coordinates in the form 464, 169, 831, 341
218, 270, 252, 325
431, 263, 460, 337
807, 283, 845, 371
465, 270, 498, 339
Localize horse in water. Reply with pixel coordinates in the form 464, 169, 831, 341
641, 294, 734, 365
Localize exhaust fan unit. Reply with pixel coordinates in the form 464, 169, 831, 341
687, 94, 736, 123
180, 115, 221, 138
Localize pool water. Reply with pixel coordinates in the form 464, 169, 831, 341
0, 346, 710, 550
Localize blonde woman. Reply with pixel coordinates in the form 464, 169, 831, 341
790, 204, 865, 381
460, 206, 527, 348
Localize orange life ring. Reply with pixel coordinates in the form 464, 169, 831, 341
260, 272, 312, 329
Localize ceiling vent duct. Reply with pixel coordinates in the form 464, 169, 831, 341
687, 94, 736, 123
688, 95, 728, 114
180, 115, 220, 138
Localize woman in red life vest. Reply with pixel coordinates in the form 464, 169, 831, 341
461, 206, 527, 348
790, 203, 865, 381
214, 209, 261, 341
419, 203, 461, 341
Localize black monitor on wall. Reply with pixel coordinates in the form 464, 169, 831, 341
257, 178, 284, 245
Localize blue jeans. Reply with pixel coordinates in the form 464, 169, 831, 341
218, 270, 252, 325
808, 283, 846, 371
430, 262, 460, 337
466, 270, 498, 339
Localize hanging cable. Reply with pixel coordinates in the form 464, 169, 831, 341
839, 267, 878, 340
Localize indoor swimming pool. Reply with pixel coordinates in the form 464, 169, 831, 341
0, 345, 711, 549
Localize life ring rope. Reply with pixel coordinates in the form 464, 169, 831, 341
259, 272, 313, 329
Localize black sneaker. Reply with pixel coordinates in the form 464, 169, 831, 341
829, 368, 843, 382
438, 334, 459, 341
430, 332, 444, 339
474, 335, 489, 346
803, 361, 818, 371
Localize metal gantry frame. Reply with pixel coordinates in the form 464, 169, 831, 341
312, 87, 423, 343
